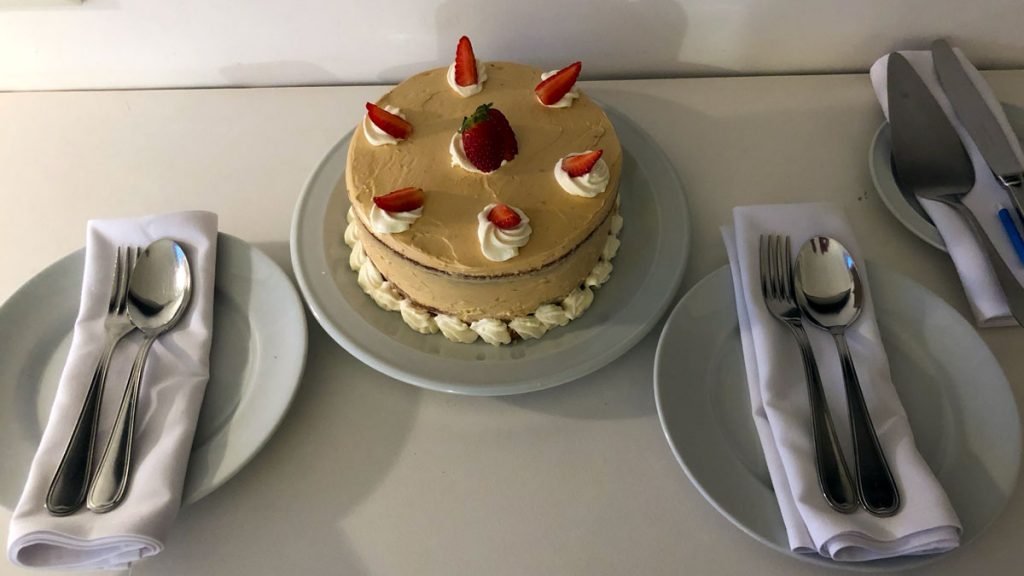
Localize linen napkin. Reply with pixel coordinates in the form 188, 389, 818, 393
870, 49, 1024, 327
722, 203, 960, 562
8, 211, 218, 571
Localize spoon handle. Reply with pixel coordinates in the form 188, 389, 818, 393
45, 334, 121, 515
788, 324, 858, 514
833, 331, 900, 516
87, 335, 156, 513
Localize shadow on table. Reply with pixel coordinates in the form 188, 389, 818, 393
139, 318, 422, 574
499, 328, 661, 421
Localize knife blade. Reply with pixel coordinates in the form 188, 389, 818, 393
889, 52, 1024, 326
932, 39, 1024, 191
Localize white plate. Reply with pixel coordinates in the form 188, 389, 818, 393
654, 264, 1021, 571
0, 233, 307, 509
869, 103, 1024, 252
291, 107, 690, 396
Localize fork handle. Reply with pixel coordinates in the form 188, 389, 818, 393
88, 335, 155, 513
946, 200, 1024, 325
45, 335, 120, 516
833, 331, 900, 516
789, 324, 858, 513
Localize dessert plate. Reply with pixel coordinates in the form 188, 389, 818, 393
654, 264, 1020, 571
291, 107, 690, 395
869, 103, 1024, 252
0, 234, 307, 510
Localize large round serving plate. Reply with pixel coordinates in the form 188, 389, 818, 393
654, 264, 1020, 571
292, 107, 689, 395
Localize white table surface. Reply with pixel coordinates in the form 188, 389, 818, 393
2, 72, 1023, 575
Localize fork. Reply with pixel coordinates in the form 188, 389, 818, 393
759, 234, 857, 514
46, 246, 139, 516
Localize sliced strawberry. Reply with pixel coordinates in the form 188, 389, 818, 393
373, 187, 424, 213
454, 36, 478, 87
562, 149, 603, 177
365, 102, 412, 140
535, 61, 581, 106
488, 203, 522, 230
460, 103, 518, 172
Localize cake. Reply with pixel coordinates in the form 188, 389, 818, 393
343, 36, 623, 345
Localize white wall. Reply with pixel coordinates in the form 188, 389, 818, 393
1, 0, 1023, 91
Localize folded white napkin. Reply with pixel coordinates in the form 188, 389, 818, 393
722, 203, 960, 562
7, 211, 218, 571
871, 50, 1024, 327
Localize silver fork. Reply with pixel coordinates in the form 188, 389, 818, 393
46, 246, 139, 516
759, 234, 857, 514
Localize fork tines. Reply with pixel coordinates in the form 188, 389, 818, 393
759, 234, 793, 306
110, 246, 139, 315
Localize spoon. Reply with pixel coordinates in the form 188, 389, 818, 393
87, 239, 192, 513
794, 236, 900, 517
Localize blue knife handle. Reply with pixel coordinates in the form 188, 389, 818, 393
997, 208, 1024, 266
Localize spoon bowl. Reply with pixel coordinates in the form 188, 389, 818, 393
794, 236, 862, 331
126, 240, 192, 335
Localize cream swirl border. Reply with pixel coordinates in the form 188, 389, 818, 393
343, 205, 623, 346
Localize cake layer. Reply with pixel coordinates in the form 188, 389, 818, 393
357, 211, 615, 321
346, 61, 621, 277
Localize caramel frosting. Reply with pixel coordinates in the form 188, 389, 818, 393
356, 210, 613, 321
342, 206, 623, 343
346, 61, 622, 277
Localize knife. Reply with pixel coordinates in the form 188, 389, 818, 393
888, 52, 1024, 326
932, 40, 1024, 215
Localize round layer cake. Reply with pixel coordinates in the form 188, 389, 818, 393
344, 59, 623, 344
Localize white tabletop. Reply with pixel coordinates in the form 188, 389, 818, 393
2, 72, 1023, 575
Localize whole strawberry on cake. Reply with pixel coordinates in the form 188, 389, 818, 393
343, 36, 623, 345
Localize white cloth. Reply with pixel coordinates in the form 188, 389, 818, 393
7, 211, 218, 571
722, 203, 960, 562
870, 50, 1024, 327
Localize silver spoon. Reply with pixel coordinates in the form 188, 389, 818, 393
794, 236, 900, 517
87, 239, 192, 513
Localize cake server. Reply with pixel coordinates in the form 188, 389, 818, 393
932, 40, 1024, 220
888, 52, 1024, 326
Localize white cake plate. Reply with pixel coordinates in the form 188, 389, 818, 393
291, 106, 690, 395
